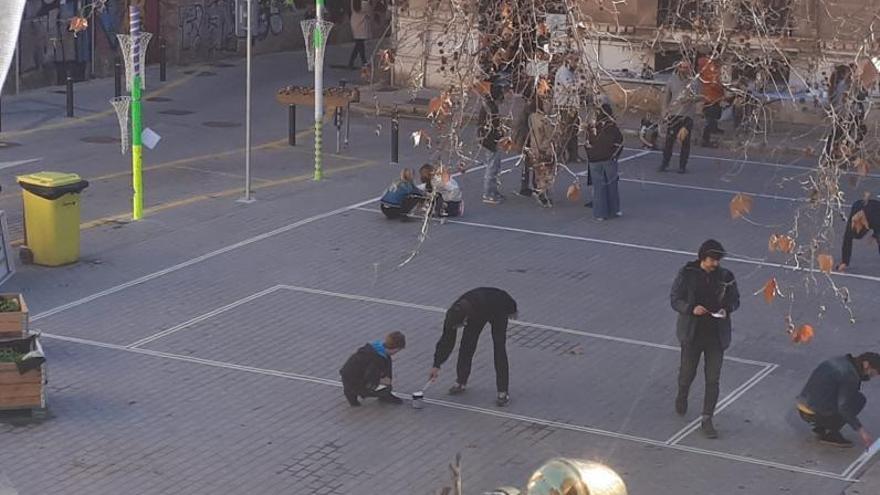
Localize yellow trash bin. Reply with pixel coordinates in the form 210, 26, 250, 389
17, 172, 89, 267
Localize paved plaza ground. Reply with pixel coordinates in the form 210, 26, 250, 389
1, 45, 880, 494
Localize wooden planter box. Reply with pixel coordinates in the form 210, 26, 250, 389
0, 336, 46, 417
0, 293, 28, 340
276, 86, 360, 108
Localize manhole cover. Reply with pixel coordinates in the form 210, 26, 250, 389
408, 97, 431, 105
0, 142, 22, 149
80, 136, 121, 144
196, 71, 217, 77
146, 96, 172, 102
159, 109, 194, 116
202, 121, 241, 128
211, 62, 235, 68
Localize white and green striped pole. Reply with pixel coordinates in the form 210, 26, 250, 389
313, 0, 325, 181
130, 5, 144, 220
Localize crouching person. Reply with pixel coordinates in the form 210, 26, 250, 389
796, 352, 880, 448
418, 164, 463, 217
339, 331, 407, 407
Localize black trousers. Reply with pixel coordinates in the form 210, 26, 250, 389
380, 195, 421, 219
798, 394, 866, 434
677, 328, 723, 417
661, 115, 693, 171
456, 316, 510, 393
702, 102, 722, 144
349, 39, 367, 67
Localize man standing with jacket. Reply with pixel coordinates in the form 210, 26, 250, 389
480, 83, 505, 204
428, 287, 518, 407
796, 352, 880, 447
660, 61, 701, 173
836, 197, 880, 272
670, 239, 740, 438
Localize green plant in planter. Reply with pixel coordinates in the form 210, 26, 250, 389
0, 347, 24, 363
0, 297, 20, 313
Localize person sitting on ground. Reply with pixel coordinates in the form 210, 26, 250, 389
379, 168, 425, 221
339, 331, 406, 407
796, 352, 880, 447
836, 197, 880, 272
417, 164, 463, 217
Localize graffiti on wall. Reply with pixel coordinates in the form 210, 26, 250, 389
179, 0, 238, 53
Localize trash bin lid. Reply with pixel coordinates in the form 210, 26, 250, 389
17, 172, 82, 188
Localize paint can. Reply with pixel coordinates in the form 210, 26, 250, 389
411, 391, 425, 409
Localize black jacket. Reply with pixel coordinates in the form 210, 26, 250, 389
432, 288, 517, 368
798, 354, 866, 430
585, 121, 624, 163
670, 261, 740, 350
339, 343, 392, 391
841, 199, 880, 265
478, 98, 503, 152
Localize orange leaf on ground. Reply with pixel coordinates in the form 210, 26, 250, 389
817, 254, 834, 273
474, 80, 492, 96
729, 193, 753, 219
768, 234, 795, 253
791, 324, 815, 344
536, 78, 551, 97
762, 278, 778, 304
852, 210, 870, 234
566, 183, 581, 202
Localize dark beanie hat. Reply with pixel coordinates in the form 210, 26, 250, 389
698, 239, 726, 260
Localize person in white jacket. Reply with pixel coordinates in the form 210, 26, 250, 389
348, 0, 373, 69
418, 164, 463, 217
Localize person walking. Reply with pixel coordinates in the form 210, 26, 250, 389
796, 352, 880, 447
586, 103, 624, 221
697, 51, 725, 147
428, 287, 518, 407
659, 61, 701, 173
480, 82, 505, 204
670, 239, 740, 438
836, 197, 880, 272
348, 0, 372, 70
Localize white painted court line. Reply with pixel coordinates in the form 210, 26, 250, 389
842, 438, 880, 479
355, 209, 880, 285
38, 331, 854, 482
665, 364, 778, 445
623, 147, 880, 180
126, 285, 286, 348
275, 284, 774, 367
619, 177, 807, 204
31, 162, 500, 323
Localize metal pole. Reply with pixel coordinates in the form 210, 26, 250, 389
344, 102, 351, 148
130, 6, 144, 220
114, 60, 122, 98
15, 29, 21, 95
314, 0, 326, 181
66, 72, 74, 117
391, 106, 399, 165
90, 9, 96, 79
334, 106, 341, 153
159, 39, 167, 82
289, 104, 296, 146
241, 0, 254, 202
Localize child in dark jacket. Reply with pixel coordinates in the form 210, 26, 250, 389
339, 331, 407, 406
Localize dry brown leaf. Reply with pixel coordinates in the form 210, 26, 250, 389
536, 78, 551, 97
537, 22, 549, 37
677, 127, 689, 143
855, 158, 871, 177
379, 49, 395, 71
768, 234, 795, 254
474, 80, 492, 96
566, 183, 581, 202
729, 193, 753, 219
360, 66, 372, 82
69, 16, 88, 35
427, 95, 451, 118
817, 254, 834, 273
411, 130, 431, 148
498, 136, 516, 152
791, 324, 815, 344
852, 210, 870, 234
761, 277, 778, 304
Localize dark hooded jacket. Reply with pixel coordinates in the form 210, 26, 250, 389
339, 343, 392, 392
841, 199, 880, 265
670, 261, 740, 350
432, 288, 518, 368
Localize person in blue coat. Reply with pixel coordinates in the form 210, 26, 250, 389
380, 168, 425, 221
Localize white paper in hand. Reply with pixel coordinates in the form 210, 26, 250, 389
142, 128, 162, 150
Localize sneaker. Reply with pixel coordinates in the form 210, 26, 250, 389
583, 201, 593, 208
448, 383, 466, 395
701, 417, 718, 439
615, 211, 623, 217
675, 396, 687, 416
482, 195, 502, 205
496, 392, 510, 407
819, 431, 853, 448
